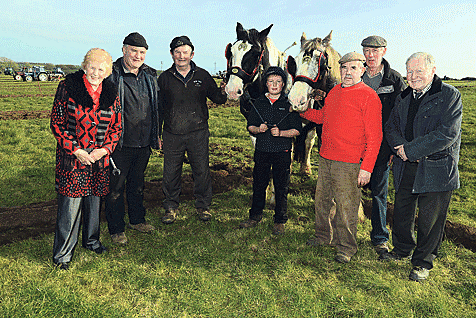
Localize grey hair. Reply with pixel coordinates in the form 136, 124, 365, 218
406, 52, 435, 69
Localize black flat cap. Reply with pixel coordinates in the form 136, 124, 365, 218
123, 32, 148, 50
170, 36, 194, 52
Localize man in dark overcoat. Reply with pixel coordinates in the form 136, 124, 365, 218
383, 52, 462, 282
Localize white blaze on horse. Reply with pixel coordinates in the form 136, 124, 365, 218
287, 31, 341, 175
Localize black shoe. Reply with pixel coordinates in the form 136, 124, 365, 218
89, 244, 107, 254
409, 266, 430, 282
56, 262, 69, 270
378, 250, 410, 261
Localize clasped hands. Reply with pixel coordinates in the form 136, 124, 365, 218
73, 148, 108, 165
258, 123, 280, 136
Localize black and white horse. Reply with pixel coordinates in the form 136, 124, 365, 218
287, 31, 341, 175
225, 22, 293, 122
224, 22, 294, 205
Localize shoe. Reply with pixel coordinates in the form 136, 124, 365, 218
128, 222, 155, 233
56, 262, 69, 270
197, 208, 212, 222
409, 266, 430, 282
335, 253, 351, 264
374, 242, 389, 255
239, 218, 259, 229
111, 232, 128, 244
90, 244, 107, 254
272, 223, 285, 235
162, 209, 178, 224
378, 250, 410, 261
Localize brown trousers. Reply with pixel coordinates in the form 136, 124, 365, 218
314, 157, 362, 257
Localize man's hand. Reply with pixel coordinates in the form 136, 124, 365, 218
313, 89, 326, 101
358, 169, 371, 187
394, 145, 408, 161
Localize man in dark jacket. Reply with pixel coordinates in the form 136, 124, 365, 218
105, 32, 161, 244
383, 52, 462, 282
159, 36, 227, 224
361, 36, 406, 255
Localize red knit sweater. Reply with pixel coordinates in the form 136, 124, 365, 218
300, 82, 382, 173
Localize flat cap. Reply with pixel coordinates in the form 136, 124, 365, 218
338, 52, 366, 64
361, 35, 387, 48
123, 32, 148, 50
170, 36, 194, 52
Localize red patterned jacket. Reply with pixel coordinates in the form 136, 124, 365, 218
50, 70, 122, 197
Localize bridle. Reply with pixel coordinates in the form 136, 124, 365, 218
290, 50, 328, 90
225, 41, 264, 85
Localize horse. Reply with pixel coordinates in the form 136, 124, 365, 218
224, 22, 293, 121
224, 22, 294, 206
287, 31, 341, 175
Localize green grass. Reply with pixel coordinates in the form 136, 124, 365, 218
1, 75, 476, 317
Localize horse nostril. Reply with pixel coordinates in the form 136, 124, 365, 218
237, 89, 242, 95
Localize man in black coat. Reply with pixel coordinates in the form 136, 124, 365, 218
158, 36, 227, 224
361, 35, 406, 255
105, 32, 161, 244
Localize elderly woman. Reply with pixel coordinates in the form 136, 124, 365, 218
51, 48, 122, 270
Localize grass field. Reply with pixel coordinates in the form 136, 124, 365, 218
0, 75, 475, 317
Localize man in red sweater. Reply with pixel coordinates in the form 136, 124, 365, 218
301, 52, 382, 263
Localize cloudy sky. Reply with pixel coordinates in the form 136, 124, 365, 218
2, 0, 475, 79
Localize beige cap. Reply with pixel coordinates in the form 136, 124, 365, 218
338, 52, 366, 64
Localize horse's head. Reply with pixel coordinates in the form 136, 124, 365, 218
225, 22, 272, 100
288, 31, 340, 112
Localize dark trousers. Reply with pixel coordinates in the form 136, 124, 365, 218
162, 129, 212, 210
53, 195, 101, 264
370, 163, 390, 245
392, 162, 452, 269
105, 146, 151, 235
249, 150, 291, 224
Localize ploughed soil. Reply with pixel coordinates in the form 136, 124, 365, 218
1, 101, 476, 253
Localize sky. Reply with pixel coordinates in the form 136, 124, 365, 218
1, 0, 475, 79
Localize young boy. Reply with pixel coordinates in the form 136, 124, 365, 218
239, 66, 302, 235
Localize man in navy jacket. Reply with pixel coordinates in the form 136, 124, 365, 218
383, 52, 462, 282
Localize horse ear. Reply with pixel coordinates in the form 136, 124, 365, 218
236, 22, 247, 41
323, 30, 333, 47
287, 56, 297, 79
300, 32, 307, 48
259, 24, 273, 42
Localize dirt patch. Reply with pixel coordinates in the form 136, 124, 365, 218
0, 110, 51, 120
